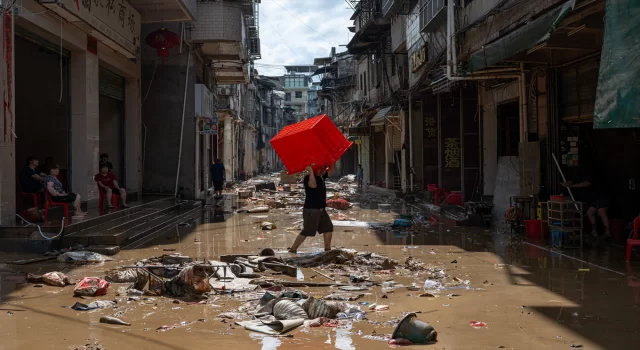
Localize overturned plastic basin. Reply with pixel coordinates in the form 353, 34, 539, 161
392, 312, 437, 344
378, 204, 391, 213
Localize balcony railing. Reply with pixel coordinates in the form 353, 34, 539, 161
382, 0, 419, 18
419, 0, 446, 33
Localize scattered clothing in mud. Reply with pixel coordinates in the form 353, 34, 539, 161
27, 271, 73, 287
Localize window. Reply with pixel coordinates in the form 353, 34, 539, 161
295, 91, 302, 99
285, 93, 291, 101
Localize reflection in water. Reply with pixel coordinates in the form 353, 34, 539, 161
248, 333, 282, 350
334, 322, 355, 350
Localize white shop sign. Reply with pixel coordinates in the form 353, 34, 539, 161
42, 0, 141, 57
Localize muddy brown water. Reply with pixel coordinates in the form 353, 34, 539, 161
1, 192, 640, 349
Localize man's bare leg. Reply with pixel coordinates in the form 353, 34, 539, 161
598, 208, 610, 236
587, 206, 598, 236
322, 232, 333, 251
289, 235, 307, 253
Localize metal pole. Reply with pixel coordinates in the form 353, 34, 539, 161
460, 89, 465, 200
437, 94, 442, 187
409, 95, 414, 192
174, 49, 191, 199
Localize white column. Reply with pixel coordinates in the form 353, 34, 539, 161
125, 74, 141, 195
71, 51, 99, 201
223, 117, 233, 181
385, 127, 392, 188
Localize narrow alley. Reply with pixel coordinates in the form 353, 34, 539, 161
1, 0, 640, 349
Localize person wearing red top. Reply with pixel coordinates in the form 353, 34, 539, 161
95, 164, 129, 208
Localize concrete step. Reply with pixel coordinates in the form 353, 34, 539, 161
123, 203, 203, 250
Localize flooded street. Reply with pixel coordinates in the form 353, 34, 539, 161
1, 188, 640, 350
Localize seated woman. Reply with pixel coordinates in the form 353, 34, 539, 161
45, 165, 86, 216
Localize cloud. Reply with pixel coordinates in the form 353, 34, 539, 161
255, 0, 353, 76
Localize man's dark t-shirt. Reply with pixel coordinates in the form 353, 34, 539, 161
19, 166, 41, 193
211, 163, 225, 182
304, 173, 329, 209
572, 173, 605, 202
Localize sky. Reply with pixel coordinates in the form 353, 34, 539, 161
255, 0, 354, 77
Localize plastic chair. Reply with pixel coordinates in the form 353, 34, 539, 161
98, 185, 119, 210
625, 217, 640, 262
17, 181, 40, 209
44, 190, 69, 222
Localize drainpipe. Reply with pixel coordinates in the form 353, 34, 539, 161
174, 49, 192, 199
520, 62, 528, 142
408, 95, 414, 192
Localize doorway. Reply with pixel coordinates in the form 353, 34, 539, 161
15, 30, 70, 189
497, 101, 520, 157
99, 67, 125, 183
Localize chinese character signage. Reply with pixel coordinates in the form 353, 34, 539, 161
411, 45, 427, 73
47, 0, 141, 57
444, 138, 461, 168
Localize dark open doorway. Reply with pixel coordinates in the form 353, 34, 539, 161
497, 101, 520, 157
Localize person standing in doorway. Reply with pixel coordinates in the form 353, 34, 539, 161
288, 163, 335, 254
210, 158, 226, 199
356, 164, 364, 189
100, 153, 113, 170
561, 172, 610, 237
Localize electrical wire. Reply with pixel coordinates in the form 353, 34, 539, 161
16, 214, 66, 240
262, 12, 304, 62
270, 0, 333, 42
141, 60, 157, 106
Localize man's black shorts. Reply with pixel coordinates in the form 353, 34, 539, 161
213, 181, 224, 191
301, 208, 334, 237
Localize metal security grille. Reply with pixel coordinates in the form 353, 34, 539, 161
99, 67, 125, 101
15, 26, 70, 58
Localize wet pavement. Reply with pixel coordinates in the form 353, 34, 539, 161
1, 184, 640, 349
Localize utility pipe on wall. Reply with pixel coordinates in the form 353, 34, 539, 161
174, 49, 191, 199
445, 0, 526, 143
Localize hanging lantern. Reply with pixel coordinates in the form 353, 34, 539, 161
145, 28, 180, 59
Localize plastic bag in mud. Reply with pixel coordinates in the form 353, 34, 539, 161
27, 271, 73, 287
74, 277, 109, 297
57, 251, 111, 263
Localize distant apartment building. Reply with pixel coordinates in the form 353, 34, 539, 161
283, 66, 316, 121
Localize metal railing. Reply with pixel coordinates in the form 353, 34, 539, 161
419, 0, 446, 33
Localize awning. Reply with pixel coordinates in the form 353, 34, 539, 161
594, 0, 640, 129
370, 107, 393, 125
469, 0, 575, 72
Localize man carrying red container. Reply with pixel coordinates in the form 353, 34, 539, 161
288, 163, 335, 254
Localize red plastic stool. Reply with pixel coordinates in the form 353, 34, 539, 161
98, 186, 119, 210
44, 190, 69, 222
625, 217, 640, 262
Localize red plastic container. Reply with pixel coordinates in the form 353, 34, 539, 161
270, 115, 353, 174
550, 194, 565, 201
447, 191, 463, 205
427, 184, 439, 192
525, 219, 543, 241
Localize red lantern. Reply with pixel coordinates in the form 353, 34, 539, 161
145, 28, 180, 59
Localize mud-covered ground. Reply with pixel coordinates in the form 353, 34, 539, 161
1, 187, 639, 350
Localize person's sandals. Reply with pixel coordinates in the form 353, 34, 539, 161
123, 204, 130, 208
287, 249, 297, 254
107, 204, 115, 209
